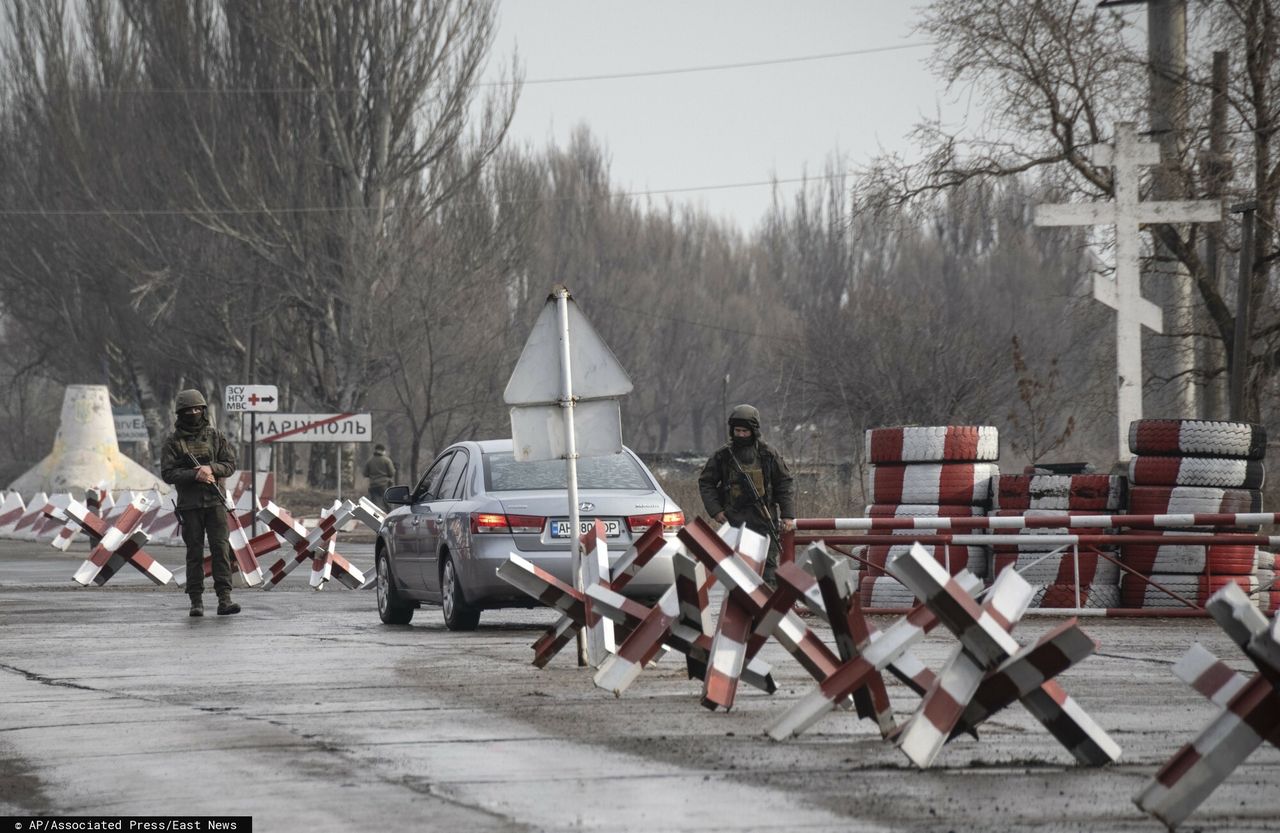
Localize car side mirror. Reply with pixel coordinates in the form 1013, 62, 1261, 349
383, 485, 411, 506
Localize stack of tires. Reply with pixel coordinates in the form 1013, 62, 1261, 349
1120, 419, 1267, 609
1257, 550, 1278, 613
858, 426, 999, 608
989, 472, 1126, 608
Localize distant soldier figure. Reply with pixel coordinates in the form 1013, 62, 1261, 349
160, 389, 239, 618
363, 443, 396, 511
698, 404, 796, 586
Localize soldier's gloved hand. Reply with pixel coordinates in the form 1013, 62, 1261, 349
781, 518, 796, 533
195, 465, 215, 484
713, 512, 727, 524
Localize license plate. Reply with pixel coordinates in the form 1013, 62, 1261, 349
550, 519, 622, 539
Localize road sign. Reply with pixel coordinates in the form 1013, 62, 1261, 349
504, 293, 632, 406
250, 413, 371, 443
112, 412, 149, 443
225, 384, 280, 413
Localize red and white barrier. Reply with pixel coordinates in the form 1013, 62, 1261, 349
680, 519, 840, 712
257, 500, 368, 591
1120, 574, 1257, 609
797, 511, 1280, 532
1129, 419, 1267, 460
60, 494, 174, 587
767, 558, 983, 741
888, 544, 1119, 767
0, 491, 25, 536
12, 491, 49, 540
1135, 583, 1280, 827
865, 426, 999, 463
593, 541, 784, 696
502, 522, 678, 669
1127, 485, 1262, 515
864, 463, 998, 506
1129, 455, 1265, 489
993, 474, 1125, 511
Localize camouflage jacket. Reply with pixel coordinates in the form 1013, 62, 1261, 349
697, 441, 795, 533
160, 426, 237, 510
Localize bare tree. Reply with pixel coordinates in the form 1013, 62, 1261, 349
859, 0, 1279, 421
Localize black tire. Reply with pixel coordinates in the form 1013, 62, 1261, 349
376, 548, 414, 625
441, 554, 480, 631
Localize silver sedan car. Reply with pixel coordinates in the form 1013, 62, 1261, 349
375, 439, 685, 630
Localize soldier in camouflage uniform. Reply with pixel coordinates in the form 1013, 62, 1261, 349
698, 404, 796, 586
362, 443, 396, 511
160, 389, 240, 617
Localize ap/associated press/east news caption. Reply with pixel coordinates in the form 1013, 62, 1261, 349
2, 818, 252, 832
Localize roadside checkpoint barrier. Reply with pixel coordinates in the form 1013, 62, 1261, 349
49, 493, 174, 586
255, 498, 375, 590
767, 546, 982, 741
784, 511, 1280, 615
677, 518, 847, 712
885, 543, 1120, 768
498, 521, 692, 669
1120, 419, 1268, 611
0, 491, 25, 536
12, 491, 49, 540
860, 426, 998, 611
1135, 582, 1280, 828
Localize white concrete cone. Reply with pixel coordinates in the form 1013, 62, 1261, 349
7, 385, 166, 496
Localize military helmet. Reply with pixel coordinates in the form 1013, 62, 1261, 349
175, 389, 208, 412
727, 403, 761, 438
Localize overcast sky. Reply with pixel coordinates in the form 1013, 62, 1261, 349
483, 1, 968, 232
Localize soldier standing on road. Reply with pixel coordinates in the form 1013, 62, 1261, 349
160, 389, 240, 618
363, 443, 396, 511
698, 404, 796, 587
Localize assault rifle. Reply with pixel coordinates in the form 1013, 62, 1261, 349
726, 449, 785, 555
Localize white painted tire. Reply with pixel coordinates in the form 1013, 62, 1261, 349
1127, 485, 1263, 515
857, 575, 919, 608
993, 474, 1125, 511
865, 425, 999, 463
864, 463, 998, 505
1128, 456, 1265, 488
1129, 419, 1266, 460
1120, 542, 1258, 575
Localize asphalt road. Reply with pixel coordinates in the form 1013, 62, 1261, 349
1, 539, 1277, 833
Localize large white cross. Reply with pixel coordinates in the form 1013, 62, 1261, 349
1034, 123, 1222, 462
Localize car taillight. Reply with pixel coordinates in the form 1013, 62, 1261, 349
626, 511, 685, 533
470, 512, 545, 534
505, 514, 545, 534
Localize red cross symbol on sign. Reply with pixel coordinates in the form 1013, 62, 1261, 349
248, 394, 260, 406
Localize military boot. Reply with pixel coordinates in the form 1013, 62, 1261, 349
216, 593, 240, 616
188, 595, 204, 617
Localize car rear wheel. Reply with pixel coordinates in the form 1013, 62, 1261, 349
377, 548, 414, 625
441, 554, 480, 631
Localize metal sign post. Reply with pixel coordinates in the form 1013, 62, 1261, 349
504, 285, 633, 668
225, 384, 279, 535
555, 288, 584, 660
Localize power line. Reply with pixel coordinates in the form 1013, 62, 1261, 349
93, 42, 936, 94
489, 42, 937, 86
0, 171, 851, 217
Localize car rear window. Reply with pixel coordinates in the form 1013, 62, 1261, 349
484, 452, 652, 491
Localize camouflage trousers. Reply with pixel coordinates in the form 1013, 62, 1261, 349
179, 505, 233, 599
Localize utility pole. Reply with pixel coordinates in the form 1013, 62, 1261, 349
1228, 203, 1257, 420
1201, 51, 1232, 418
1145, 0, 1196, 418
